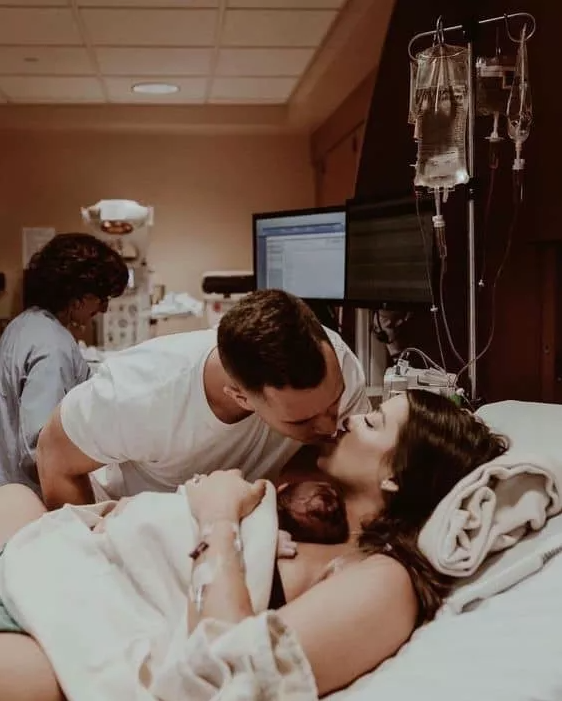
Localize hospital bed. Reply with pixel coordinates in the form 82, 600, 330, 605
330, 399, 562, 701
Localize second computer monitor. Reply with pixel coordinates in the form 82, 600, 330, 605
253, 206, 346, 301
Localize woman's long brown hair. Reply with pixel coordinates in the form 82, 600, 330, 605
358, 390, 509, 624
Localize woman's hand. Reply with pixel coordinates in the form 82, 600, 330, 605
185, 469, 267, 525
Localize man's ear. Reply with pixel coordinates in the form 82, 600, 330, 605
223, 384, 253, 411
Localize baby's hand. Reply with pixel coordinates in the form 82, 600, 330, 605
277, 529, 298, 558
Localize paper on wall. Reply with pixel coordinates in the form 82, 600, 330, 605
22, 227, 56, 267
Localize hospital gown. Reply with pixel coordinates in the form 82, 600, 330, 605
0, 307, 90, 493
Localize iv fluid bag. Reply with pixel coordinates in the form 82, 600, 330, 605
408, 60, 418, 125
412, 43, 470, 190
476, 55, 515, 116
507, 27, 532, 144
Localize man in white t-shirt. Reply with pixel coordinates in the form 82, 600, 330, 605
37, 290, 370, 509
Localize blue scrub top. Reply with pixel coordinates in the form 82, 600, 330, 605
0, 307, 90, 493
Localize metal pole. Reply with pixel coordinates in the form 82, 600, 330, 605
466, 39, 477, 400
407, 13, 536, 61
355, 308, 371, 385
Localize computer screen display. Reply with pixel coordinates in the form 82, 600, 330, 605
345, 197, 435, 308
253, 206, 346, 301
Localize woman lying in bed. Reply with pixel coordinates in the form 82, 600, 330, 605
0, 389, 507, 701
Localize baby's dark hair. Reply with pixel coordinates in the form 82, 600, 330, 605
277, 481, 349, 544
24, 232, 128, 314
359, 390, 509, 625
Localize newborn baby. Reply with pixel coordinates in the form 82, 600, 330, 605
94, 480, 349, 547
276, 481, 349, 544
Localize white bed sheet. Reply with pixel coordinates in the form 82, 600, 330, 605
327, 399, 562, 701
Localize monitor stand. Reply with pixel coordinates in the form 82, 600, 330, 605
355, 308, 387, 398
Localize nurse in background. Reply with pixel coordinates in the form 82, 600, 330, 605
0, 232, 128, 495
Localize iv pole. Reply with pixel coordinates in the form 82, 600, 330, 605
408, 12, 536, 401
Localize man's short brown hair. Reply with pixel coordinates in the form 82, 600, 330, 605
217, 290, 330, 393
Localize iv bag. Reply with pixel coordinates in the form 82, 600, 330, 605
476, 55, 515, 116
411, 43, 470, 190
408, 60, 418, 125
507, 26, 532, 144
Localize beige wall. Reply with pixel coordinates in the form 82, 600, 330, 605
310, 72, 375, 207
0, 129, 314, 333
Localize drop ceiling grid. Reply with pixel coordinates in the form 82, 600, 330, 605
0, 0, 344, 104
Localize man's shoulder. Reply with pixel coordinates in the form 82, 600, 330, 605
323, 327, 360, 370
114, 328, 217, 368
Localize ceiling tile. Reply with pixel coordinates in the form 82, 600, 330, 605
227, 0, 343, 7
78, 0, 217, 6
222, 9, 337, 47
0, 0, 69, 5
104, 76, 207, 102
0, 8, 82, 45
81, 8, 217, 47
210, 76, 296, 102
216, 48, 313, 76
0, 47, 94, 76
96, 47, 213, 76
0, 76, 104, 102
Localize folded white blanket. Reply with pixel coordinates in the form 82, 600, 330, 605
418, 451, 562, 577
0, 484, 317, 701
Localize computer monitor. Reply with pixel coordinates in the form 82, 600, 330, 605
345, 196, 435, 309
253, 206, 346, 302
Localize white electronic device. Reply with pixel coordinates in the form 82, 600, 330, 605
201, 270, 254, 328
383, 360, 457, 401
81, 198, 153, 350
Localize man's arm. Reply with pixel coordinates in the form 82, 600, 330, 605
36, 406, 102, 510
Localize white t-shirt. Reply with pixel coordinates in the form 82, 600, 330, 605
60, 327, 369, 499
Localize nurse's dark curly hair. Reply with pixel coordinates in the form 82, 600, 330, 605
24, 233, 128, 314
359, 390, 509, 625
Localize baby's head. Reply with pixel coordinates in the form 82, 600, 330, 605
276, 480, 349, 544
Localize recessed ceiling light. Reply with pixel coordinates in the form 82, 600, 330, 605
132, 82, 179, 95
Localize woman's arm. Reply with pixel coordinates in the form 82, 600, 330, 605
20, 345, 87, 469
187, 520, 253, 631
279, 555, 417, 696
186, 471, 418, 697
185, 470, 267, 632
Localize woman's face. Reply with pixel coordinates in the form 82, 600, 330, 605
317, 393, 409, 488
72, 294, 109, 325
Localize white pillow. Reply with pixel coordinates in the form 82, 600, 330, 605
476, 399, 562, 454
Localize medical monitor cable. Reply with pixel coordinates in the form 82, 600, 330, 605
431, 188, 467, 367
455, 168, 522, 384
477, 139, 501, 290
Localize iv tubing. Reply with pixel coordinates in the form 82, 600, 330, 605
407, 10, 536, 401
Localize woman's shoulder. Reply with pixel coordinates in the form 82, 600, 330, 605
328, 549, 415, 584
316, 550, 418, 621
12, 309, 78, 358
278, 550, 418, 695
